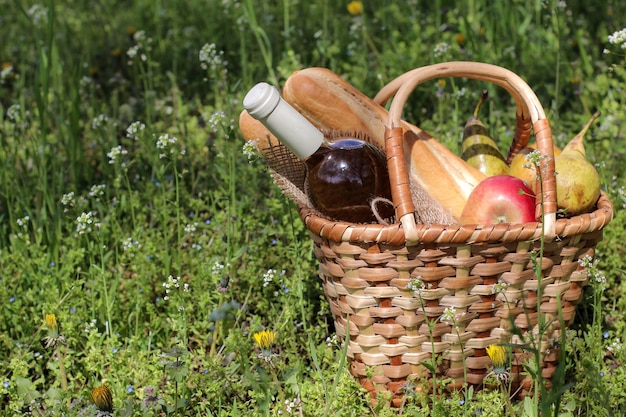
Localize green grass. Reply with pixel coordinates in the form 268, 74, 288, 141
1, 0, 626, 415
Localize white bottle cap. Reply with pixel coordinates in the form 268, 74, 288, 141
243, 82, 324, 159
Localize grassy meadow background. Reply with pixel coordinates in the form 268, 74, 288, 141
1, 0, 626, 415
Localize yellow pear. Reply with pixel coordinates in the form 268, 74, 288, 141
508, 148, 539, 192
508, 144, 562, 193
554, 111, 602, 216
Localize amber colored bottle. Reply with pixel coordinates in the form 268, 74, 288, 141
243, 82, 393, 223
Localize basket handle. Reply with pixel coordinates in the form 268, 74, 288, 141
377, 62, 556, 245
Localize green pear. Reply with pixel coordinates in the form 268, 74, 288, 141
554, 111, 601, 216
461, 90, 509, 177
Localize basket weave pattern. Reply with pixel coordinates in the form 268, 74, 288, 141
306, 216, 608, 405
292, 62, 615, 406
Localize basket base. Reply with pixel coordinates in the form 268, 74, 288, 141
312, 230, 601, 408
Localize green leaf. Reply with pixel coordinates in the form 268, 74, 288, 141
45, 386, 61, 401
166, 360, 189, 381
175, 397, 190, 409
420, 360, 437, 375
16, 377, 41, 401
119, 399, 135, 417
523, 396, 538, 417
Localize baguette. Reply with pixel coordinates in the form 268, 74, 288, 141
282, 67, 485, 221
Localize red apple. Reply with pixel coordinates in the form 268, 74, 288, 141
459, 175, 536, 225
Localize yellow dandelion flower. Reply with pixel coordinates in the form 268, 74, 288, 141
91, 383, 113, 412
486, 344, 510, 385
437, 79, 446, 88
347, 1, 363, 16
455, 33, 466, 47
486, 344, 507, 367
253, 330, 276, 350
43, 313, 65, 348
45, 314, 58, 330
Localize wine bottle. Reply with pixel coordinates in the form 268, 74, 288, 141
243, 82, 393, 223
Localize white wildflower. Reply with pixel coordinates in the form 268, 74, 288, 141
455, 87, 467, 99
76, 211, 99, 235
126, 121, 146, 140
122, 237, 141, 253
107, 145, 128, 164
578, 255, 595, 269
61, 192, 76, 210
16, 216, 30, 228
184, 222, 198, 234
27, 4, 48, 26
7, 104, 21, 121
133, 30, 148, 44
127, 45, 140, 59
89, 184, 106, 199
433, 42, 451, 58
326, 334, 338, 347
162, 275, 185, 301
79, 75, 93, 90
284, 398, 301, 414
211, 261, 227, 276
263, 269, 277, 287
207, 111, 226, 131
440, 306, 457, 323
242, 141, 259, 162
579, 255, 607, 289
91, 114, 108, 130
608, 338, 623, 353
492, 281, 509, 294
199, 43, 228, 72
407, 276, 425, 294
608, 28, 626, 46
156, 133, 184, 158
84, 318, 97, 333
524, 149, 547, 167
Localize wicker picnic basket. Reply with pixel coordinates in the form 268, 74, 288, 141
293, 62, 614, 406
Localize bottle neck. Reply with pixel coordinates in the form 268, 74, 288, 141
243, 82, 324, 159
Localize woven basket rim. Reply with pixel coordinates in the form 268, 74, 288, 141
298, 191, 613, 246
